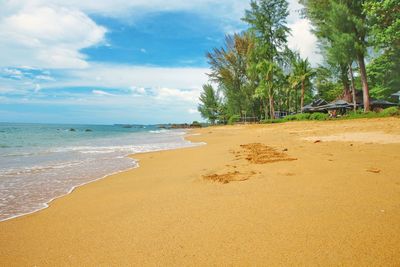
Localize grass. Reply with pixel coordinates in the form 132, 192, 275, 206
261, 106, 400, 124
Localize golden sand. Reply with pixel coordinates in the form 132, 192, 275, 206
1, 118, 400, 266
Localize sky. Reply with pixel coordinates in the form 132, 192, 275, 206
0, 0, 321, 124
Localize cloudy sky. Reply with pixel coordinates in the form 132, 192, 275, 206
0, 0, 320, 124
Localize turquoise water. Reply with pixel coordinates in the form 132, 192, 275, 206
0, 123, 200, 221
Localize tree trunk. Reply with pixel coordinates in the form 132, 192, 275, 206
348, 63, 357, 112
269, 87, 275, 119
342, 80, 352, 103
340, 66, 352, 103
300, 80, 305, 113
264, 99, 268, 120
357, 53, 370, 112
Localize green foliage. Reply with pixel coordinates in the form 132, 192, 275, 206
364, 0, 400, 50
243, 0, 291, 119
228, 115, 241, 125
197, 0, 397, 121
190, 121, 202, 128
263, 107, 399, 124
343, 107, 400, 119
367, 49, 400, 99
206, 33, 256, 118
242, 0, 290, 61
314, 66, 344, 101
301, 0, 371, 110
381, 107, 400, 116
198, 84, 220, 124
309, 112, 329, 120
284, 113, 310, 121
261, 118, 285, 124
289, 53, 314, 110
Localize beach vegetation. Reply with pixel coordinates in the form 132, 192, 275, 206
197, 0, 400, 124
228, 115, 241, 125
309, 112, 329, 121
198, 84, 220, 124
262, 107, 400, 123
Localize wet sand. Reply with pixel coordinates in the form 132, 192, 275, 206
1, 118, 400, 266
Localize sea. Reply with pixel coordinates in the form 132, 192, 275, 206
0, 123, 201, 221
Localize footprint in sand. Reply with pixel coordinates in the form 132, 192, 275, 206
203, 171, 250, 184
366, 168, 381, 174
204, 143, 297, 184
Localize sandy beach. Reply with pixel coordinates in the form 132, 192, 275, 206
1, 118, 400, 266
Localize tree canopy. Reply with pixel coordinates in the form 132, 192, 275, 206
198, 0, 399, 123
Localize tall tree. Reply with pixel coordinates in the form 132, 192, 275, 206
364, 0, 400, 51
198, 84, 220, 124
301, 0, 371, 111
253, 60, 281, 118
206, 33, 255, 118
333, 1, 370, 111
365, 0, 400, 99
243, 0, 290, 118
314, 66, 343, 102
290, 55, 314, 112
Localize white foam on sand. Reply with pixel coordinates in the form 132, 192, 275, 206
0, 130, 205, 222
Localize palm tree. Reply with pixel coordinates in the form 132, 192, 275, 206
288, 73, 299, 112
253, 59, 280, 119
291, 56, 314, 112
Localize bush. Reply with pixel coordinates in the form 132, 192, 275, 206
381, 106, 400, 116
343, 107, 399, 120
191, 121, 202, 128
283, 114, 297, 121
228, 115, 241, 125
309, 112, 329, 120
296, 113, 311, 120
258, 106, 398, 125
261, 119, 284, 124
283, 113, 310, 121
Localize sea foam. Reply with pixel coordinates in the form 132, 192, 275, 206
0, 124, 201, 221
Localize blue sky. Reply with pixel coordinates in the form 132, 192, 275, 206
0, 0, 320, 124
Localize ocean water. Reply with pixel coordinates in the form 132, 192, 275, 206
0, 123, 201, 221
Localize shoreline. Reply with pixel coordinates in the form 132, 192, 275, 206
1, 118, 399, 266
0, 164, 140, 223
0, 129, 204, 223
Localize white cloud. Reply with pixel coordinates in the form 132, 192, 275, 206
130, 86, 147, 95
286, 0, 322, 66
92, 89, 114, 96
35, 75, 55, 81
188, 108, 198, 114
3, 68, 23, 76
0, 5, 106, 68
1, 63, 209, 104
27, 0, 249, 21
287, 0, 304, 23
34, 83, 41, 92
59, 64, 209, 92
0, 0, 322, 124
0, 0, 321, 70
156, 87, 200, 103
287, 19, 322, 66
